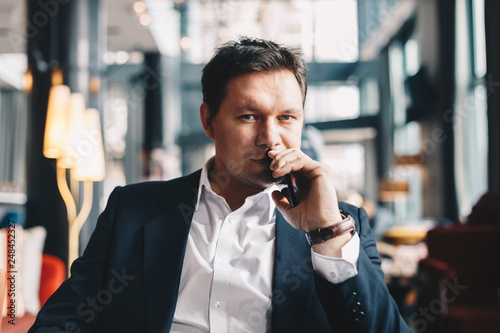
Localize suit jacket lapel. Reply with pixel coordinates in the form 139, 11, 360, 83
143, 170, 201, 333
272, 210, 316, 332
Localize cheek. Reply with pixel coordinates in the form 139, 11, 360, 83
282, 126, 303, 148
215, 131, 251, 156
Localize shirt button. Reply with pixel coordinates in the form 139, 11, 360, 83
329, 272, 337, 279
214, 301, 221, 309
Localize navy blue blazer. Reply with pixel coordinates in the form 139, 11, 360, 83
30, 170, 412, 332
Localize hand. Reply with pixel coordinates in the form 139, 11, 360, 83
268, 148, 351, 257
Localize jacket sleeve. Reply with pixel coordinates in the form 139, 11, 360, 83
313, 205, 413, 333
28, 187, 122, 333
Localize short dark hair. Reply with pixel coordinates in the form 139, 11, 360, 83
201, 37, 308, 118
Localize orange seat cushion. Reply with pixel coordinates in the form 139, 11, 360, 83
39, 254, 66, 307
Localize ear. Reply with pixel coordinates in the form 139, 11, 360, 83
200, 102, 215, 139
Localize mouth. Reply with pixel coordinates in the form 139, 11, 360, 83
250, 151, 273, 165
250, 157, 272, 165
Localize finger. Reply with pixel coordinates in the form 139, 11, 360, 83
268, 147, 294, 158
272, 157, 307, 178
268, 148, 297, 169
270, 149, 302, 172
271, 189, 291, 214
272, 153, 299, 171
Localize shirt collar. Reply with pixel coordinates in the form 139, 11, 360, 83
195, 156, 285, 213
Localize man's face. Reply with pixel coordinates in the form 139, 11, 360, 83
201, 69, 304, 193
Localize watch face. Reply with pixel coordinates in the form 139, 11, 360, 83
319, 228, 334, 240
307, 228, 334, 245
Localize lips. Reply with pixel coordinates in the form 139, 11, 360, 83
249, 155, 271, 167
251, 157, 271, 164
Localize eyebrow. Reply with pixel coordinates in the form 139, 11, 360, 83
282, 108, 302, 114
237, 105, 259, 112
235, 105, 302, 114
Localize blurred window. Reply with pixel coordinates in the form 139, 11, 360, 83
322, 143, 365, 194
0, 89, 27, 196
387, 39, 423, 223
304, 85, 360, 123
454, 0, 488, 220
182, 0, 358, 64
359, 77, 379, 116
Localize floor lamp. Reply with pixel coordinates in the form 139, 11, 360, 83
43, 84, 105, 275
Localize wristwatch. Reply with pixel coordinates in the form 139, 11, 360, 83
305, 212, 356, 246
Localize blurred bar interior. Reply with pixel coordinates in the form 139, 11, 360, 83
0, 0, 500, 331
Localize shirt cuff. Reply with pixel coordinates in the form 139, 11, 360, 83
310, 232, 360, 284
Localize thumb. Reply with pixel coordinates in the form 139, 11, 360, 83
272, 189, 291, 214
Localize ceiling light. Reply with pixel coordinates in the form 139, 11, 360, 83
115, 51, 130, 65
103, 51, 116, 65
140, 13, 152, 26
180, 36, 192, 52
129, 51, 145, 64
218, 27, 229, 41
133, 1, 146, 14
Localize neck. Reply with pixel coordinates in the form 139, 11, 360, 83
208, 174, 264, 211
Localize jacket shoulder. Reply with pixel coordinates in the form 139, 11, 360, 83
338, 201, 371, 233
115, 170, 201, 201
102, 170, 202, 220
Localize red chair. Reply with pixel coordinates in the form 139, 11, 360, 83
419, 224, 500, 333
1, 254, 66, 332
39, 254, 66, 307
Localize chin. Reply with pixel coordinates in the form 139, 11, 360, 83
245, 172, 276, 189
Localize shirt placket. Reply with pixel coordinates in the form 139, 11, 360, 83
209, 213, 238, 332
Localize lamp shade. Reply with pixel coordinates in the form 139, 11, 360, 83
58, 93, 86, 169
43, 85, 71, 159
73, 108, 106, 181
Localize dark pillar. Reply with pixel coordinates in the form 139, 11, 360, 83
25, 0, 69, 264
376, 50, 394, 179
485, 0, 500, 192
143, 53, 164, 178
437, 1, 459, 221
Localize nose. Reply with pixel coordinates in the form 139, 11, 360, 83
255, 120, 282, 150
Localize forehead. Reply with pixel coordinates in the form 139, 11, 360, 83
225, 70, 302, 101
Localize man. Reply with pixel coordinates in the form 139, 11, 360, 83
30, 38, 412, 332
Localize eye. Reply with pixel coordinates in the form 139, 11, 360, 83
279, 115, 294, 121
239, 114, 257, 120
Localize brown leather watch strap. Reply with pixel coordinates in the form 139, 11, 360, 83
305, 214, 356, 246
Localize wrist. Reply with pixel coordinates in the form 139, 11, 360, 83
312, 231, 353, 257
305, 212, 355, 246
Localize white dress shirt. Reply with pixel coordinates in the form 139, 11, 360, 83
171, 159, 360, 332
